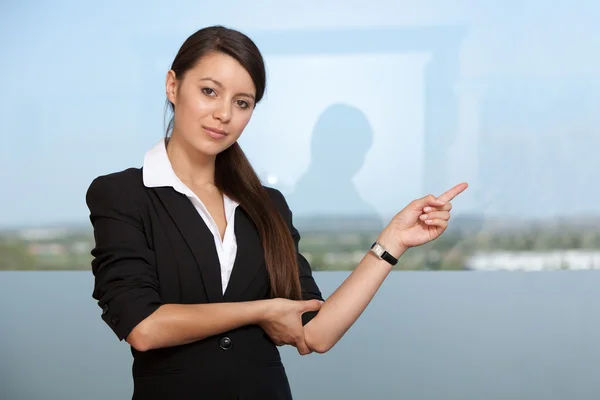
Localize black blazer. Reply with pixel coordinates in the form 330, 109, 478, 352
86, 167, 323, 400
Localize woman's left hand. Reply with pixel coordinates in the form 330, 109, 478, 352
378, 182, 469, 255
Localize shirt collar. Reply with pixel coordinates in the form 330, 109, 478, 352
142, 138, 183, 190
142, 138, 239, 209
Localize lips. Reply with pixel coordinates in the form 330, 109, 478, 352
203, 126, 228, 140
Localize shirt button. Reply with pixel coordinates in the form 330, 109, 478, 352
219, 336, 232, 350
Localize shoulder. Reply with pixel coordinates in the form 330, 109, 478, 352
86, 167, 145, 208
87, 167, 143, 192
263, 185, 284, 202
263, 186, 299, 228
263, 186, 289, 212
89, 167, 142, 188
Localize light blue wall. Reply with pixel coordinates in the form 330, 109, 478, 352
1, 0, 599, 225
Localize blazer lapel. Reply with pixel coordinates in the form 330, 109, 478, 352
154, 187, 223, 303
224, 207, 265, 301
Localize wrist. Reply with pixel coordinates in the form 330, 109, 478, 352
375, 231, 406, 260
253, 299, 277, 325
249, 300, 271, 325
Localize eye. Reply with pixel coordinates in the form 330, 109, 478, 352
236, 99, 250, 109
202, 87, 216, 96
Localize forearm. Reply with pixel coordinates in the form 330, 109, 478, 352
129, 301, 268, 351
304, 237, 406, 353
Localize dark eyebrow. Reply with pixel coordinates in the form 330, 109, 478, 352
199, 77, 256, 101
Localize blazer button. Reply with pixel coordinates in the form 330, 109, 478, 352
219, 336, 232, 350
111, 316, 119, 325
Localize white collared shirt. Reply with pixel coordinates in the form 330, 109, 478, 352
142, 138, 239, 294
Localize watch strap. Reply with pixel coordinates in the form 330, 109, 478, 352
370, 242, 398, 266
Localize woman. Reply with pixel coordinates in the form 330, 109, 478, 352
86, 25, 467, 400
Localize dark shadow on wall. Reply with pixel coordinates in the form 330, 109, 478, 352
287, 103, 384, 232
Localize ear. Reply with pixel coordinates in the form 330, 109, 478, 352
165, 70, 178, 105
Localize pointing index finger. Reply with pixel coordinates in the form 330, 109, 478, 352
437, 182, 468, 203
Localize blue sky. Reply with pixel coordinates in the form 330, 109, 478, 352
1, 0, 599, 228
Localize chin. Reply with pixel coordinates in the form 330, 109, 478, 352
190, 138, 236, 157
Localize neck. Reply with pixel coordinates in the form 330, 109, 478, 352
166, 133, 216, 188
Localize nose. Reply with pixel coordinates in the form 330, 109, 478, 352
213, 100, 232, 123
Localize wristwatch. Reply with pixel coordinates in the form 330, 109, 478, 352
370, 242, 398, 266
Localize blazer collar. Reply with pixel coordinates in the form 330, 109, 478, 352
146, 139, 264, 302
153, 187, 224, 303
224, 207, 265, 301
154, 188, 265, 303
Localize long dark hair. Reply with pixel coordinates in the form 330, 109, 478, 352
164, 26, 302, 300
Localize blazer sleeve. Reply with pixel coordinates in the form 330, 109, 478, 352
267, 188, 324, 325
86, 175, 162, 341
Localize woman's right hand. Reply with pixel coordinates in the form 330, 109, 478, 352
259, 298, 323, 355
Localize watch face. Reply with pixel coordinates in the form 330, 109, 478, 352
371, 243, 385, 258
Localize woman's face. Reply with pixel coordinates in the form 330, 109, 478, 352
166, 51, 256, 157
